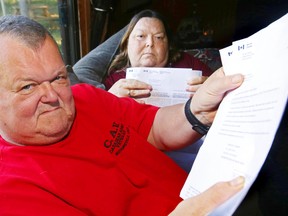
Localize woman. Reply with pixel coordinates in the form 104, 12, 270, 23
105, 9, 213, 98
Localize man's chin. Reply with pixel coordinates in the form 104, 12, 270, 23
36, 116, 72, 136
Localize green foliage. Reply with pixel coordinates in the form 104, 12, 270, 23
0, 0, 61, 46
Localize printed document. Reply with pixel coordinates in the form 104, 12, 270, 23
126, 67, 201, 107
180, 13, 288, 216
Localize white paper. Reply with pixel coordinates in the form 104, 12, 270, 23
180, 13, 288, 216
126, 67, 202, 107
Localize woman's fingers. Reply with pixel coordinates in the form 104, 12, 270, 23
187, 76, 208, 85
108, 79, 152, 98
186, 76, 208, 93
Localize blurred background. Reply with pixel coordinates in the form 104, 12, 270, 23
1, 0, 288, 70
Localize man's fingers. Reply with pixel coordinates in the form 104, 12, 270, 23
169, 176, 245, 216
191, 67, 244, 114
194, 176, 245, 214
205, 68, 244, 95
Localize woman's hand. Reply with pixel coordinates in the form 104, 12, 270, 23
186, 76, 208, 97
108, 78, 152, 100
169, 176, 245, 216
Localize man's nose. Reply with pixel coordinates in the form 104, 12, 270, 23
39, 82, 58, 103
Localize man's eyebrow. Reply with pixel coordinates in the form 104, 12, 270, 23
51, 65, 67, 75
55, 65, 66, 72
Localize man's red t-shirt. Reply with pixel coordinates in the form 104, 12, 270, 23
0, 84, 188, 215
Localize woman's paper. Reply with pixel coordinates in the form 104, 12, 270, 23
126, 67, 201, 107
180, 13, 288, 216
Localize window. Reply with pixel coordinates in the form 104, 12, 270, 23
0, 0, 79, 65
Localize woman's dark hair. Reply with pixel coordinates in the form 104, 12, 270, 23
108, 9, 181, 73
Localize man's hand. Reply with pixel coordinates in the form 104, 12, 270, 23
108, 79, 152, 100
169, 176, 245, 216
190, 67, 244, 125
